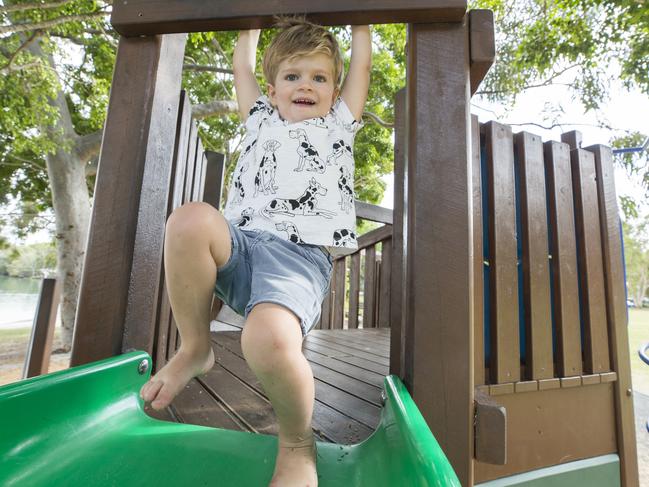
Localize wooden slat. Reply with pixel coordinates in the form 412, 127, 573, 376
390, 87, 406, 376
468, 9, 495, 95
543, 141, 582, 377
363, 247, 377, 328
183, 122, 198, 204
377, 240, 391, 328
302, 340, 389, 376
71, 34, 187, 366
587, 143, 639, 486
193, 143, 206, 202
485, 121, 520, 384
570, 148, 610, 374
169, 379, 244, 429
348, 253, 361, 330
155, 91, 193, 372
111, 0, 467, 36
354, 201, 393, 225
405, 21, 473, 486
332, 258, 346, 329
515, 131, 553, 380
203, 151, 226, 210
23, 278, 61, 378
472, 115, 485, 386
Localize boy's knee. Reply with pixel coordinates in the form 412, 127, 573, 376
166, 202, 223, 240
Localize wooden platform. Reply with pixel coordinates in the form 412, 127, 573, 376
148, 311, 390, 445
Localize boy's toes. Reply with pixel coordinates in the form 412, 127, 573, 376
140, 380, 163, 403
151, 385, 174, 410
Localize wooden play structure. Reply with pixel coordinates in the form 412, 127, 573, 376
8, 1, 640, 486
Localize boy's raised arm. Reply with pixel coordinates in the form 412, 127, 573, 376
233, 29, 262, 121
341, 25, 372, 122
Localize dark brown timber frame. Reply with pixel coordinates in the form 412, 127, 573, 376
68, 2, 638, 486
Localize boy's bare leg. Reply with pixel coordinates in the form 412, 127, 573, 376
242, 303, 318, 487
140, 202, 232, 410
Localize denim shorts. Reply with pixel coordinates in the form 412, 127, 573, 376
214, 219, 334, 336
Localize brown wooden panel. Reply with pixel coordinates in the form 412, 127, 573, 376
570, 148, 610, 374
515, 131, 552, 380
468, 9, 495, 95
405, 21, 473, 486
543, 141, 582, 377
72, 34, 187, 366
377, 240, 391, 328
390, 88, 406, 376
363, 247, 377, 328
23, 278, 60, 378
332, 258, 346, 329
203, 151, 226, 210
588, 144, 638, 485
111, 0, 467, 36
472, 115, 485, 387
184, 122, 199, 203
348, 253, 361, 330
193, 142, 206, 202
474, 383, 617, 482
170, 91, 192, 210
485, 121, 519, 384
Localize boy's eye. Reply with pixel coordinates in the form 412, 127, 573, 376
314, 75, 327, 82
285, 74, 298, 81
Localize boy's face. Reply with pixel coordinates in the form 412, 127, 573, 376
267, 53, 339, 123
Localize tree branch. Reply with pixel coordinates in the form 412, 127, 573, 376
74, 130, 103, 163
0, 29, 43, 75
0, 10, 108, 35
192, 100, 239, 119
362, 111, 393, 129
184, 63, 233, 75
476, 64, 580, 96
0, 0, 76, 14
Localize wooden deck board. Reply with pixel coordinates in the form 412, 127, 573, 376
157, 325, 390, 445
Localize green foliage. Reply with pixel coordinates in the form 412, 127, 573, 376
1, 242, 57, 278
623, 217, 649, 306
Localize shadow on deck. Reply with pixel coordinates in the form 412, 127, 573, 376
147, 307, 390, 445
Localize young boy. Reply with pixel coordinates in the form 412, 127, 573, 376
140, 18, 371, 486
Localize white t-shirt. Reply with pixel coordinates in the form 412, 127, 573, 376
223, 95, 363, 249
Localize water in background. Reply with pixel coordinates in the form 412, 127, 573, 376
0, 276, 47, 329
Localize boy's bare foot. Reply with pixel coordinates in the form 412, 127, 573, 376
269, 436, 318, 487
140, 345, 215, 410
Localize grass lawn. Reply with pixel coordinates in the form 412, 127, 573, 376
627, 308, 649, 396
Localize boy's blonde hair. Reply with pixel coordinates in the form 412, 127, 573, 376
262, 17, 344, 89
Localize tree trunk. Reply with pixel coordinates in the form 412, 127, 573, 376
28, 40, 91, 351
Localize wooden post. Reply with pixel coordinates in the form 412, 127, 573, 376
71, 33, 187, 365
404, 19, 473, 486
588, 144, 639, 486
22, 278, 61, 378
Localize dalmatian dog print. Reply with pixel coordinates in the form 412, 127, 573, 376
327, 139, 353, 166
261, 178, 337, 219
275, 221, 305, 244
224, 95, 363, 249
232, 207, 255, 228
332, 229, 357, 247
254, 139, 281, 196
337, 166, 355, 214
289, 129, 326, 173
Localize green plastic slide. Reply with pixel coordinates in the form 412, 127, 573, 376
0, 351, 460, 486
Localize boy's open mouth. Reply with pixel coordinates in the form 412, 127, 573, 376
293, 98, 316, 105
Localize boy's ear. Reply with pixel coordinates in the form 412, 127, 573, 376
267, 83, 277, 106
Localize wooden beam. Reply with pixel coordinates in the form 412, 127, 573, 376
469, 9, 495, 95
71, 33, 187, 366
404, 20, 473, 486
111, 0, 467, 37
